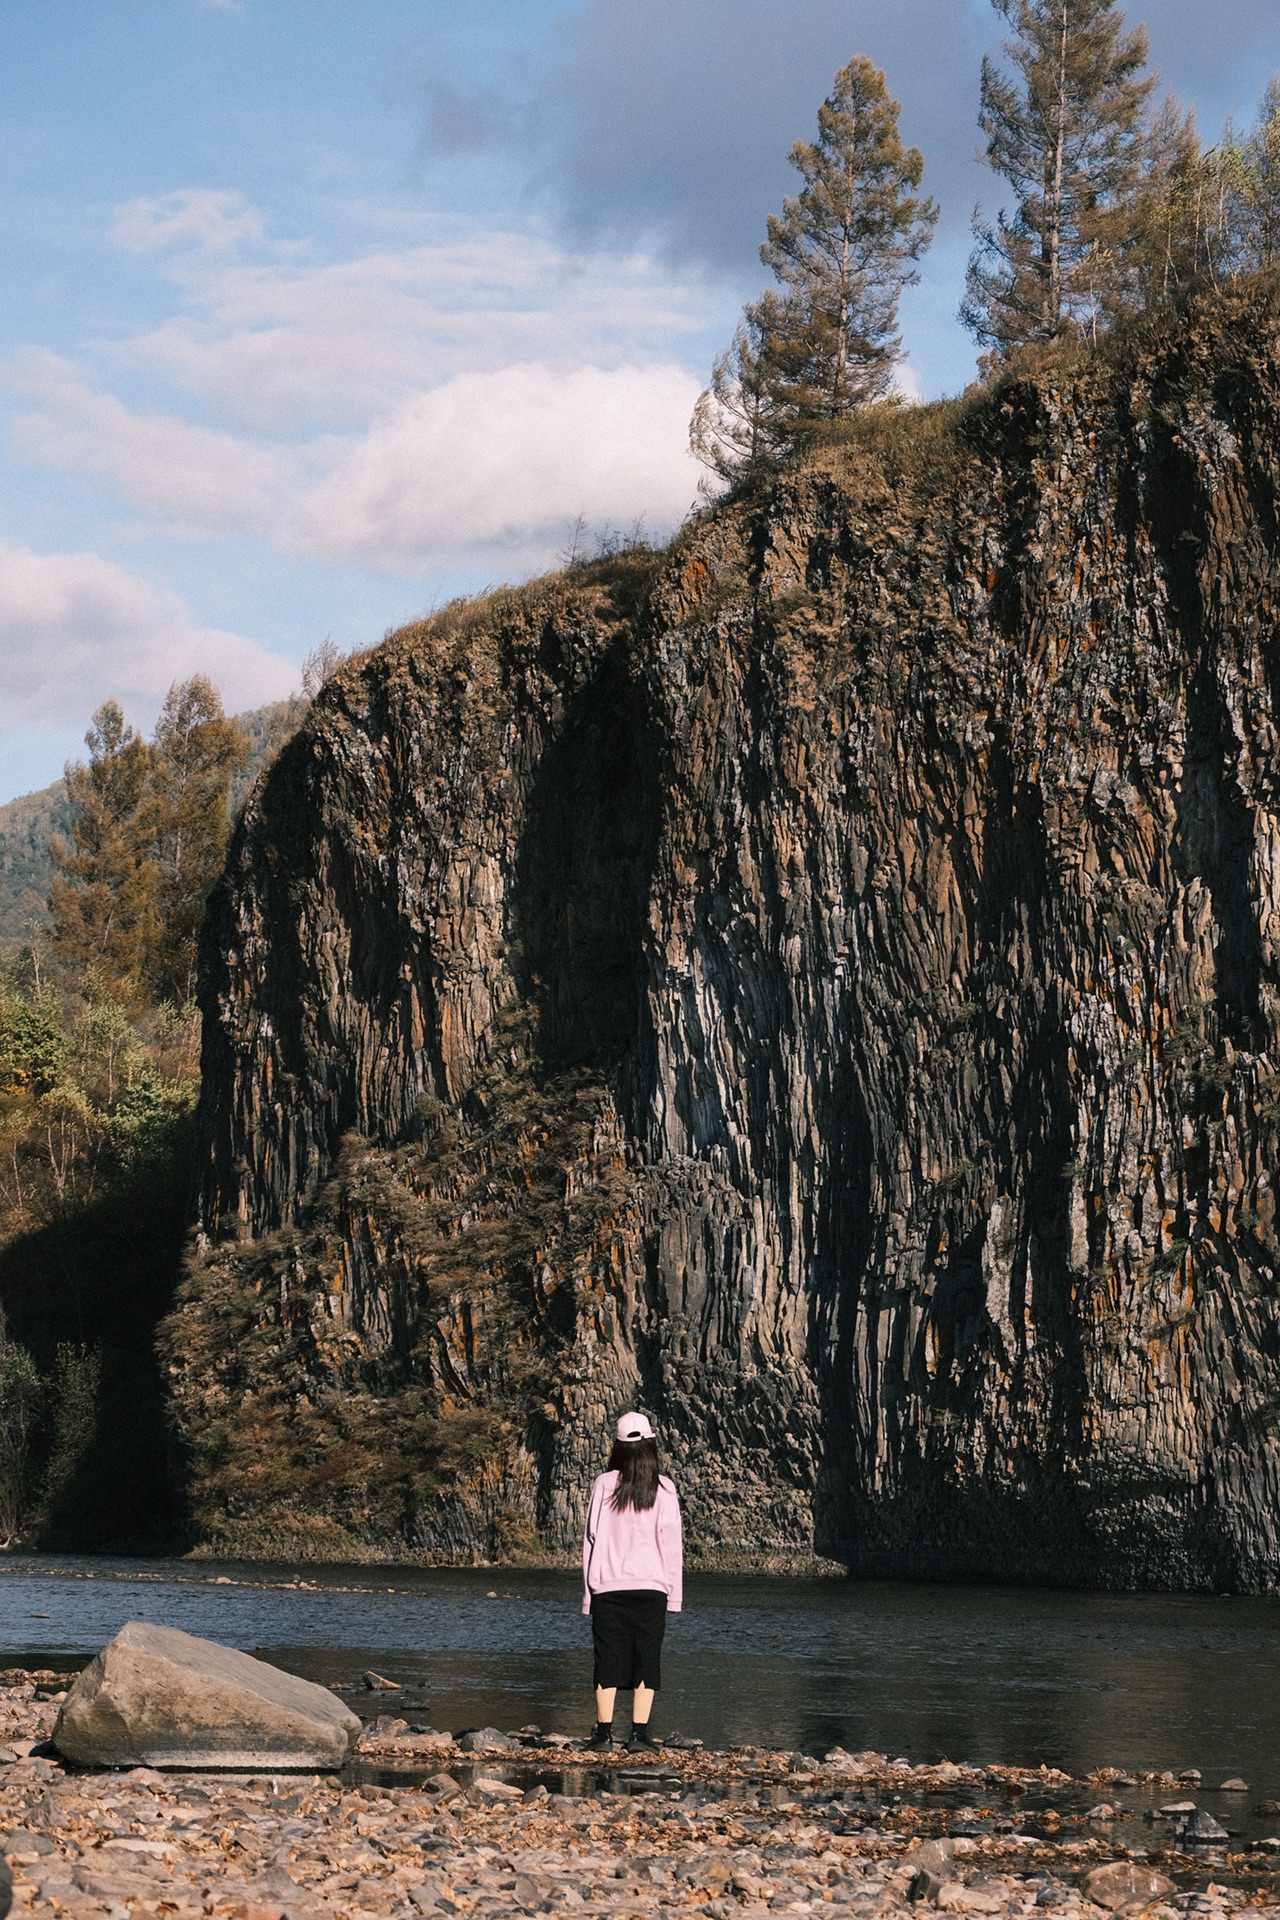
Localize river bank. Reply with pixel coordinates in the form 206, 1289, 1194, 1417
2, 1671, 1279, 1920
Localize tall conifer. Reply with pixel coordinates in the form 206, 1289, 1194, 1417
691, 56, 936, 479
149, 678, 247, 1006
962, 0, 1155, 352
49, 678, 247, 1009
49, 704, 157, 1008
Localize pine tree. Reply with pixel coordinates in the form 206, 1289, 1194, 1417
48, 679, 246, 1010
48, 704, 157, 1008
149, 677, 247, 1005
691, 56, 936, 478
689, 298, 794, 485
962, 0, 1156, 353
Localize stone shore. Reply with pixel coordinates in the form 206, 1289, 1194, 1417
2, 1673, 1278, 1920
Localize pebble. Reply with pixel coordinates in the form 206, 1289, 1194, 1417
0, 1679, 1274, 1920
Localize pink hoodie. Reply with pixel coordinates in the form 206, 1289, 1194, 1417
582, 1470, 683, 1615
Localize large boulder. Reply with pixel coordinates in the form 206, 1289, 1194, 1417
52, 1622, 362, 1769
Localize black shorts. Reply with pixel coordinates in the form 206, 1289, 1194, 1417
590, 1589, 668, 1690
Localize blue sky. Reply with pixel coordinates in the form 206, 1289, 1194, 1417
0, 0, 1275, 803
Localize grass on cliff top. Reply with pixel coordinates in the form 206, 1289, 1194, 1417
706, 270, 1280, 521
375, 545, 666, 665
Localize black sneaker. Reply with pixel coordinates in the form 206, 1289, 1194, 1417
627, 1727, 661, 1751
584, 1728, 616, 1751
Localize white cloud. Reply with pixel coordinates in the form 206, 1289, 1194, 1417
9, 350, 291, 532
5, 210, 717, 579
7, 345, 706, 576
112, 189, 264, 256
0, 539, 295, 729
891, 359, 925, 403
107, 225, 721, 433
293, 360, 703, 571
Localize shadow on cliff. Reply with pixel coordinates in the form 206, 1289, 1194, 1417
508, 593, 668, 1450
509, 611, 663, 1083
0, 1124, 191, 1549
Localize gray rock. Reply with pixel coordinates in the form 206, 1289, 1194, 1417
1081, 1864, 1176, 1911
1218, 1778, 1248, 1792
457, 1726, 515, 1753
909, 1868, 945, 1904
2, 1832, 54, 1857
904, 1841, 959, 1876
51, 1621, 361, 1769
1183, 1809, 1229, 1842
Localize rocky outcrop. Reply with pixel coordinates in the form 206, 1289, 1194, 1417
52, 1623, 361, 1768
174, 280, 1280, 1588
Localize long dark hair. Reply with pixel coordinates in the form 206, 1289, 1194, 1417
608, 1436, 660, 1512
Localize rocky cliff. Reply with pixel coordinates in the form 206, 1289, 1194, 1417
169, 280, 1280, 1588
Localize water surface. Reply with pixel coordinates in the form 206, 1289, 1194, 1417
1, 1556, 1276, 1799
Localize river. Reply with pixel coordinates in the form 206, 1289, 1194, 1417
0, 1556, 1276, 1798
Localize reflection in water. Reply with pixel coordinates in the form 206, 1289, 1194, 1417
0, 1557, 1276, 1796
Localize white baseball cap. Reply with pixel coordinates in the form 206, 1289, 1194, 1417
616, 1411, 654, 1441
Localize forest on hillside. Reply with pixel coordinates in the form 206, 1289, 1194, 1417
0, 678, 314, 1547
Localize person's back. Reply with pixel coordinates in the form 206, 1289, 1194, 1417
583, 1469, 682, 1608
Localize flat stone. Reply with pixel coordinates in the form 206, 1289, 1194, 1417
2, 1832, 54, 1858
1080, 1864, 1176, 1911
74, 1867, 172, 1899
937, 1878, 1006, 1913
456, 1728, 514, 1753
1217, 1779, 1248, 1792
51, 1621, 361, 1770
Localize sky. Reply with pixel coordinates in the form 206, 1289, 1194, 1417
0, 0, 1275, 803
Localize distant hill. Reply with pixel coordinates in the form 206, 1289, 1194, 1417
0, 695, 309, 947
0, 782, 72, 943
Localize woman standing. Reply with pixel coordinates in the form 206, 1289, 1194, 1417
581, 1411, 683, 1752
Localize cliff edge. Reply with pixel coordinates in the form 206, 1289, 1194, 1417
169, 281, 1280, 1587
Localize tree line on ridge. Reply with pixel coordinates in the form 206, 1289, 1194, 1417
692, 0, 1280, 482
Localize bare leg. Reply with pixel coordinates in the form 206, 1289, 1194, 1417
632, 1683, 654, 1727
595, 1685, 617, 1724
